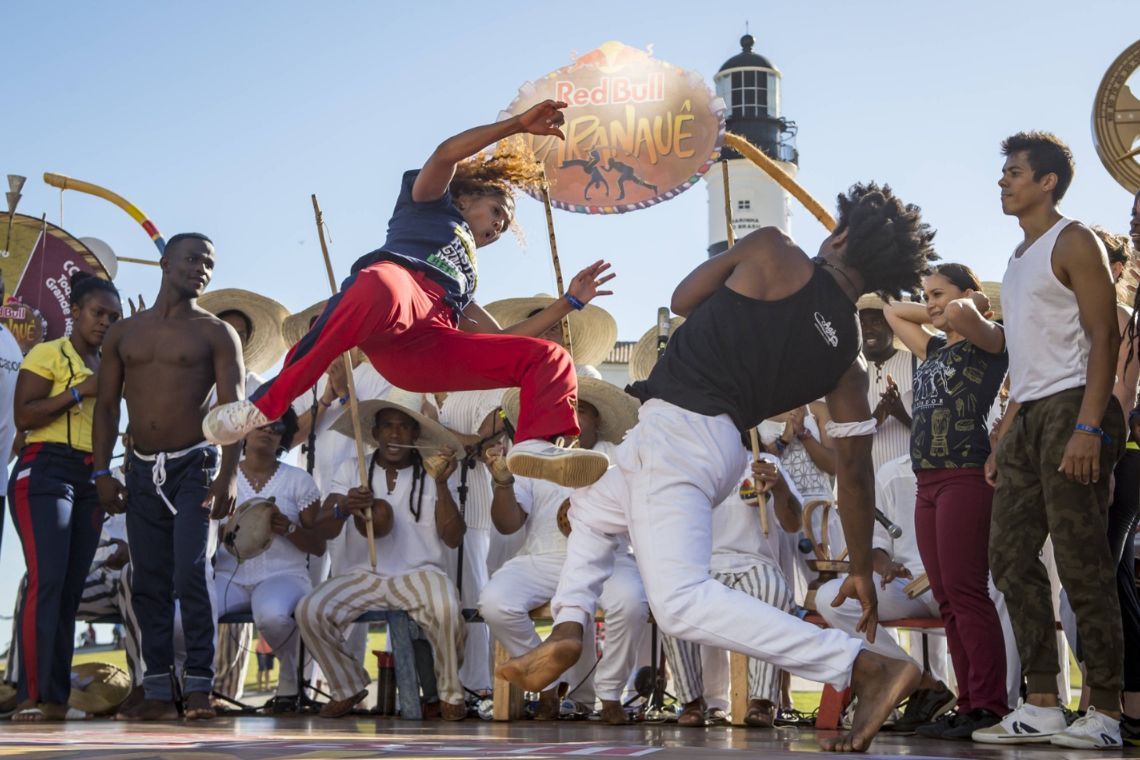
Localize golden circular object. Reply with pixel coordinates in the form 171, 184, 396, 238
1093, 39, 1140, 194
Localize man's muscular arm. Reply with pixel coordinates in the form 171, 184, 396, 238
823, 360, 880, 642
204, 321, 245, 519
670, 239, 748, 317
93, 323, 127, 514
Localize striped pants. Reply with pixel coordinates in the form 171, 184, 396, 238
296, 569, 465, 703
212, 623, 253, 700
660, 562, 793, 705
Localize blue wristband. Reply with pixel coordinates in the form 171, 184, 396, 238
333, 504, 352, 521
91, 469, 113, 480
565, 293, 586, 311
1074, 423, 1111, 444
70, 387, 83, 405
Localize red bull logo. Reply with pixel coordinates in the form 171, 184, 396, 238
502, 41, 725, 214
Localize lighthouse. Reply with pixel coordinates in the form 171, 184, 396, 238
706, 34, 799, 257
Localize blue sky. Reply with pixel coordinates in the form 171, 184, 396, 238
1, 1, 1137, 644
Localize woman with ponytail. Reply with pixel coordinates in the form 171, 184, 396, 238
8, 272, 121, 721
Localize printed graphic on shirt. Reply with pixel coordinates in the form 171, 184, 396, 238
425, 223, 478, 296
814, 312, 839, 347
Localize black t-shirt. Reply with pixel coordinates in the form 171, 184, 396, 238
910, 335, 1009, 470
628, 261, 862, 431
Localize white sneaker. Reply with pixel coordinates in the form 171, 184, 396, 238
202, 399, 269, 445
971, 701, 1067, 743
506, 438, 609, 488
1050, 707, 1123, 749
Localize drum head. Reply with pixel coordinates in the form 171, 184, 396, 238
222, 497, 277, 562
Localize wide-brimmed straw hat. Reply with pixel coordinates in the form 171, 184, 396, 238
69, 662, 131, 716
980, 281, 1002, 321
628, 317, 685, 383
484, 294, 617, 367
854, 294, 909, 350
198, 289, 289, 374
501, 377, 639, 445
282, 300, 328, 348
332, 386, 462, 454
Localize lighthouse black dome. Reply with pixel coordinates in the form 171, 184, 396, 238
718, 35, 774, 72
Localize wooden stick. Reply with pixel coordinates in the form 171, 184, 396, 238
721, 159, 769, 537
311, 193, 377, 571
538, 164, 574, 357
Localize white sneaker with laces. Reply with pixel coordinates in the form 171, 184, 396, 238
971, 701, 1067, 744
1050, 707, 1123, 749
202, 399, 270, 445
506, 438, 609, 488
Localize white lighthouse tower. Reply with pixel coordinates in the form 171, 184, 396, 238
705, 34, 799, 256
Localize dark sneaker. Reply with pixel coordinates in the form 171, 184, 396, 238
915, 710, 961, 738
1121, 715, 1140, 747
894, 682, 957, 734
944, 708, 1001, 740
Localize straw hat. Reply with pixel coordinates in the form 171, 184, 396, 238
980, 281, 1002, 321
484, 295, 618, 367
282, 300, 327, 348
69, 662, 131, 716
198, 289, 289, 374
332, 386, 463, 454
628, 317, 685, 383
501, 377, 640, 445
854, 293, 910, 350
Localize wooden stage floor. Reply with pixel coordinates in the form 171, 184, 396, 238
0, 716, 1128, 759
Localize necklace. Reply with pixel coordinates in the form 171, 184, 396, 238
240, 460, 279, 493
817, 257, 860, 296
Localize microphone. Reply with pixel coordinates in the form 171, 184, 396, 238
874, 507, 903, 539
656, 307, 671, 359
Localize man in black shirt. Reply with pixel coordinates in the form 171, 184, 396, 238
499, 183, 937, 753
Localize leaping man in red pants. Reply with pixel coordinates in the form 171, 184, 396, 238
203, 100, 615, 488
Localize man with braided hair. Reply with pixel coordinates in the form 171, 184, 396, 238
204, 101, 615, 490
499, 183, 938, 753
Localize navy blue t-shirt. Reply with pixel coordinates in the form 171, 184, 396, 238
350, 170, 479, 319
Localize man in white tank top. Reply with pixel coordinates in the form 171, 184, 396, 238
982, 131, 1126, 749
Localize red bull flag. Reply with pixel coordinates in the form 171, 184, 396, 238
0, 213, 111, 350
501, 41, 725, 214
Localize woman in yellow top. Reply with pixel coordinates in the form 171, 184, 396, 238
8, 272, 121, 722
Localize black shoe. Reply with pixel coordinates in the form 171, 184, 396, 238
1121, 715, 1140, 747
894, 682, 957, 734
943, 708, 1001, 740
263, 694, 300, 714
915, 710, 961, 738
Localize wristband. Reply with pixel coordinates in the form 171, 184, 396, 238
774, 438, 788, 453
91, 469, 113, 480
338, 395, 349, 406
1074, 423, 1111, 444
564, 293, 586, 311
286, 523, 297, 535
319, 396, 334, 408
796, 429, 813, 441
492, 477, 515, 489
333, 504, 352, 521
70, 387, 83, 405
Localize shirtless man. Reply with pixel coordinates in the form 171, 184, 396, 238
92, 232, 242, 721
499, 183, 937, 752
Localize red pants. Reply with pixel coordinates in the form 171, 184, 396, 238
252, 262, 579, 442
915, 467, 1008, 716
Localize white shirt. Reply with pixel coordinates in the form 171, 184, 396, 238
514, 441, 618, 557
329, 456, 449, 578
758, 415, 833, 502
873, 454, 924, 574
426, 389, 504, 531
710, 456, 801, 573
0, 325, 22, 461
1002, 217, 1090, 402
214, 462, 321, 586
291, 363, 391, 496
867, 349, 915, 474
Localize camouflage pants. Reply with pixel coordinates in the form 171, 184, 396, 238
991, 386, 1124, 710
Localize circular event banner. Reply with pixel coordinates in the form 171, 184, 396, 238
0, 212, 111, 351
501, 41, 726, 214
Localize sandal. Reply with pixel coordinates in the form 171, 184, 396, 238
677, 698, 707, 727
184, 692, 216, 721
744, 699, 776, 728
319, 689, 367, 719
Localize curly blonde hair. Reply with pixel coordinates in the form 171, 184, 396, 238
451, 137, 544, 229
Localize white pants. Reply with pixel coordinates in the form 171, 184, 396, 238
817, 575, 948, 685
661, 561, 793, 705
480, 552, 648, 702
447, 526, 491, 692
296, 570, 464, 703
214, 573, 310, 698
552, 400, 865, 690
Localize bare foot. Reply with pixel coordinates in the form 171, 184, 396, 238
11, 700, 44, 722
319, 689, 367, 719
116, 698, 179, 721
533, 689, 561, 721
600, 700, 628, 725
184, 692, 216, 721
744, 699, 776, 728
496, 622, 583, 693
819, 651, 920, 753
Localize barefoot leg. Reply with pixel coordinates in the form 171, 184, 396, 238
819, 651, 920, 753
11, 701, 44, 722
496, 622, 584, 693
116, 698, 179, 721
